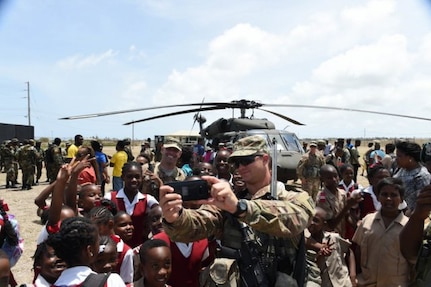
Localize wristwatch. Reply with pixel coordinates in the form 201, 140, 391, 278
233, 199, 248, 217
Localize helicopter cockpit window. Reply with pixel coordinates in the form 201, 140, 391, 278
279, 133, 303, 152
267, 134, 286, 151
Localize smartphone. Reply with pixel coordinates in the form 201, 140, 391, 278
166, 180, 210, 201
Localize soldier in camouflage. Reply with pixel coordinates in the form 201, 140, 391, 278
10, 138, 20, 185
3, 140, 17, 188
0, 141, 6, 172
35, 141, 44, 184
296, 141, 326, 201
153, 137, 186, 183
46, 138, 64, 183
160, 135, 315, 286
17, 139, 38, 190
2, 140, 16, 188
123, 138, 135, 162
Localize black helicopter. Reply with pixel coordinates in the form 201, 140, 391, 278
60, 99, 431, 183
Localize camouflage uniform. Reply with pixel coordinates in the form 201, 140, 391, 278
123, 138, 134, 162
3, 142, 17, 188
153, 137, 186, 183
34, 141, 44, 183
163, 136, 315, 286
46, 143, 64, 183
296, 143, 326, 201
0, 142, 5, 172
10, 139, 19, 184
17, 140, 38, 189
153, 163, 186, 183
164, 183, 314, 286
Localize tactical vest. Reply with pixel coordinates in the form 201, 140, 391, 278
220, 203, 300, 286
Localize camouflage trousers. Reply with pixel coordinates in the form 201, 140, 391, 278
301, 177, 321, 201
21, 165, 35, 187
48, 164, 61, 183
36, 162, 43, 181
4, 162, 17, 182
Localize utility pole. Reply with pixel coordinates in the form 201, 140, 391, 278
25, 81, 31, 126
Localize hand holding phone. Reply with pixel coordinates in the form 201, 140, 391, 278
166, 180, 210, 201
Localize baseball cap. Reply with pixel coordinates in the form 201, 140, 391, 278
163, 137, 182, 151
309, 141, 317, 147
229, 136, 269, 158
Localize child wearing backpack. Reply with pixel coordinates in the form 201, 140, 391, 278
48, 217, 125, 287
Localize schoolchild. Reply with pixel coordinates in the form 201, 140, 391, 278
114, 211, 135, 245
91, 235, 119, 274
88, 206, 134, 284
48, 217, 125, 286
105, 162, 158, 248
132, 205, 164, 282
132, 239, 172, 287
316, 164, 362, 238
338, 163, 363, 240
77, 183, 102, 217
20, 241, 66, 286
305, 207, 356, 287
353, 177, 411, 286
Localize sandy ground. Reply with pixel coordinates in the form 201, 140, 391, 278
0, 145, 371, 284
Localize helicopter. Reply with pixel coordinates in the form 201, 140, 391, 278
60, 99, 431, 183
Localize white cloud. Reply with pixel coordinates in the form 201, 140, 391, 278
152, 23, 288, 105
57, 49, 118, 69
341, 0, 396, 26
312, 34, 411, 89
128, 45, 147, 61
419, 33, 431, 63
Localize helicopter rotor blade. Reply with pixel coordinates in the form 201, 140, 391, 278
258, 108, 305, 126
263, 104, 431, 122
123, 106, 225, 125
59, 102, 228, 120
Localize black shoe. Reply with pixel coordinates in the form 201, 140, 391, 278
27, 186, 32, 190
10, 184, 16, 188
5, 183, 9, 188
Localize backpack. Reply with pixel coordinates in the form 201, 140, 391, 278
81, 273, 110, 287
52, 272, 110, 287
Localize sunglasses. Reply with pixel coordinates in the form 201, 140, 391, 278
231, 155, 262, 169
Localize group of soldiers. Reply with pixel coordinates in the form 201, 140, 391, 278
297, 138, 361, 200
0, 138, 45, 189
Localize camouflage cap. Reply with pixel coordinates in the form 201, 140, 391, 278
11, 138, 19, 143
317, 139, 326, 146
29, 139, 35, 145
163, 137, 182, 151
309, 141, 317, 147
229, 135, 269, 158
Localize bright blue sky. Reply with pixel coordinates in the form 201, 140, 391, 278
1, 0, 431, 141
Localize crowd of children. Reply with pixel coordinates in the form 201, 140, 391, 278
1, 138, 431, 286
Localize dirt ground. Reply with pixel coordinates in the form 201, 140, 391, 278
1, 145, 371, 284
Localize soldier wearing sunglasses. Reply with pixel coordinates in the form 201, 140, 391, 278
159, 135, 315, 286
